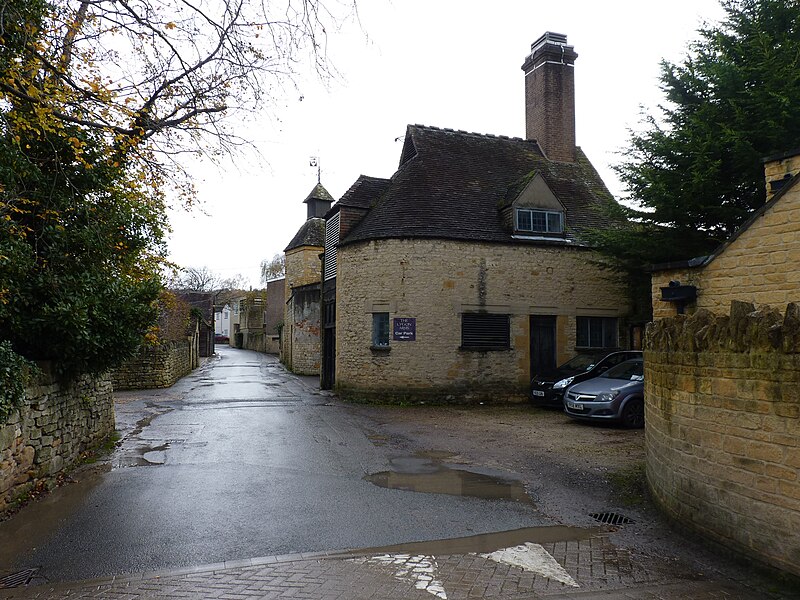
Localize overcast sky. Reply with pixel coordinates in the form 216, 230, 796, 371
167, 0, 726, 288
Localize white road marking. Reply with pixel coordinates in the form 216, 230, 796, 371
480, 542, 579, 587
351, 553, 448, 599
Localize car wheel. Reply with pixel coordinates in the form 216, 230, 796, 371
621, 398, 644, 429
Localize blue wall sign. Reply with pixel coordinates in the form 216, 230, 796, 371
393, 317, 416, 341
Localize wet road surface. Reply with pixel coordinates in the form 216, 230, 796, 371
0, 347, 548, 583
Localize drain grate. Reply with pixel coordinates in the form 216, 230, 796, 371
590, 512, 634, 526
0, 568, 38, 589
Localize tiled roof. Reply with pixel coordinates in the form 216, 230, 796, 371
340, 125, 619, 247
303, 183, 335, 204
285, 217, 326, 251
329, 176, 392, 213
174, 291, 215, 323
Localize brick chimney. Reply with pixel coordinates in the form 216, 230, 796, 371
522, 32, 578, 162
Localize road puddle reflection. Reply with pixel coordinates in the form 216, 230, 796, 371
347, 525, 598, 557
0, 464, 110, 571
365, 454, 532, 504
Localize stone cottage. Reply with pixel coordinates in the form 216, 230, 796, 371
646, 149, 800, 577
320, 32, 631, 401
281, 183, 333, 374
651, 148, 800, 318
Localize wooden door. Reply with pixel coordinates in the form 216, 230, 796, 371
530, 315, 557, 378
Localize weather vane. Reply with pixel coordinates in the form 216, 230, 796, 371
309, 156, 320, 183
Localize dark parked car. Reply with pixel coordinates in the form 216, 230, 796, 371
530, 350, 642, 408
563, 358, 645, 428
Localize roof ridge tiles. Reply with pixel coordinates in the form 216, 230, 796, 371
410, 123, 528, 143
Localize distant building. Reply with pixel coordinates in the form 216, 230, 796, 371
281, 184, 333, 374
215, 303, 231, 338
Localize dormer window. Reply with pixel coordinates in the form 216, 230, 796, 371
516, 208, 563, 234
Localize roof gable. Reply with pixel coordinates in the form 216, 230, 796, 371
511, 173, 565, 212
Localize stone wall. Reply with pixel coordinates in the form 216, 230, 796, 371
265, 335, 280, 355
285, 246, 323, 292
111, 339, 195, 390
282, 246, 323, 372
651, 267, 700, 320
335, 238, 629, 402
1, 368, 114, 513
764, 152, 800, 201
242, 331, 279, 354
287, 285, 321, 375
265, 278, 285, 336
242, 331, 265, 353
645, 301, 800, 577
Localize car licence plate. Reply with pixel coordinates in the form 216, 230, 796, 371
566, 400, 583, 410
531, 390, 545, 397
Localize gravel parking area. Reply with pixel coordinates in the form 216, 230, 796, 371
347, 402, 797, 598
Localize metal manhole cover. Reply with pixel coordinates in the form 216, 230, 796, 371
0, 568, 38, 589
590, 512, 634, 525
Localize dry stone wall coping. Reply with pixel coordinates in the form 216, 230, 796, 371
647, 300, 800, 354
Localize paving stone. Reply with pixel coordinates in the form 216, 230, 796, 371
1, 535, 795, 600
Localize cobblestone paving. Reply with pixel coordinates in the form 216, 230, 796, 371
2, 533, 793, 600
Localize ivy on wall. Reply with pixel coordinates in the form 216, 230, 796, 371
0, 341, 37, 423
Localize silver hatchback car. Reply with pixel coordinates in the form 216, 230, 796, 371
563, 358, 645, 428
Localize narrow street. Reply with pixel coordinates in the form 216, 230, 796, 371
0, 347, 796, 599
1, 348, 540, 584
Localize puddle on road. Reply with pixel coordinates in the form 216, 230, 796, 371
346, 525, 598, 557
0, 464, 110, 569
414, 450, 459, 461
141, 442, 170, 465
114, 441, 172, 468
367, 434, 389, 447
365, 454, 532, 505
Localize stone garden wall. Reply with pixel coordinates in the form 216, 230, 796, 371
242, 331, 280, 355
645, 301, 800, 577
111, 339, 195, 390
0, 368, 114, 514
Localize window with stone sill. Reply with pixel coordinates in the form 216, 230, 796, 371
372, 312, 390, 349
515, 208, 563, 234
